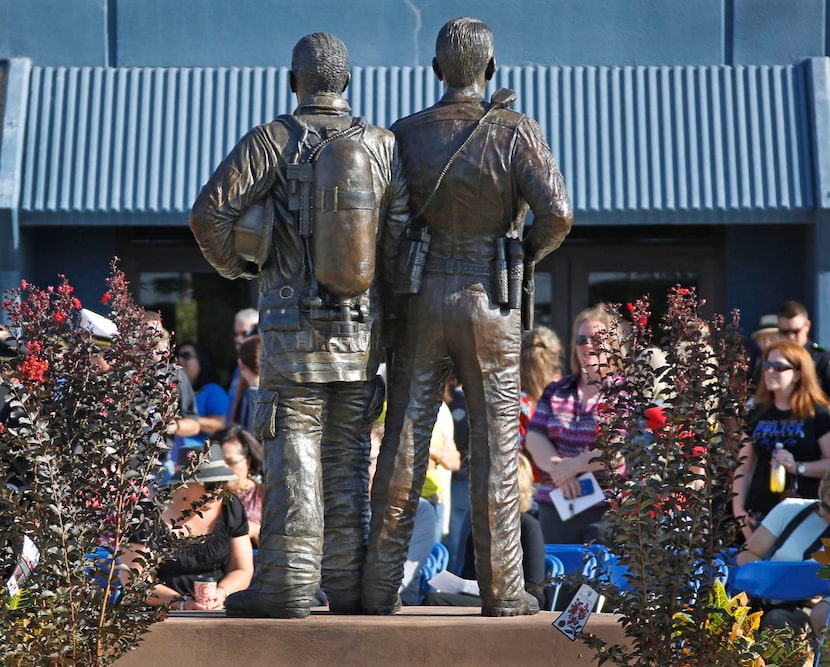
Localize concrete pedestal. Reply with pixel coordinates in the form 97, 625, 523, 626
114, 607, 628, 667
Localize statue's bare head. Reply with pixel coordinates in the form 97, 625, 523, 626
433, 17, 496, 89
291, 33, 351, 98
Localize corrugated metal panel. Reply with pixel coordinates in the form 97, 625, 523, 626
492, 64, 813, 213
21, 63, 814, 215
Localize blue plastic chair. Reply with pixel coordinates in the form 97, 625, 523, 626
588, 545, 632, 592
729, 559, 830, 601
85, 545, 123, 605
431, 542, 449, 573
544, 544, 599, 579
419, 542, 450, 597
544, 554, 565, 610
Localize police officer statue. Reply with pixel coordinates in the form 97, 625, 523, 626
362, 17, 573, 617
190, 33, 409, 618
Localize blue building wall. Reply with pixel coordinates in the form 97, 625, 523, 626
2, 0, 830, 338
2, 0, 829, 68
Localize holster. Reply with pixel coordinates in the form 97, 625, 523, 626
393, 225, 432, 295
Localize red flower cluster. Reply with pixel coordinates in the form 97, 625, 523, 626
645, 405, 667, 431
20, 355, 48, 383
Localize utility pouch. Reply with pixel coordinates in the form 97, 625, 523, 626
507, 239, 525, 310
494, 238, 509, 306
393, 225, 432, 295
258, 288, 302, 332
252, 389, 279, 441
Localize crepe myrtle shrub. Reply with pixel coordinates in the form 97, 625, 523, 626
0, 261, 197, 666
580, 287, 810, 666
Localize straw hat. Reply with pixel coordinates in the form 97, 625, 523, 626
176, 444, 238, 484
751, 314, 779, 340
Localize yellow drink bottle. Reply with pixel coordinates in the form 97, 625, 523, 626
770, 442, 786, 493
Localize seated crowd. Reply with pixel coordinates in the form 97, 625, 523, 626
12, 296, 830, 643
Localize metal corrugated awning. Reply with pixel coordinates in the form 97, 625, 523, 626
17, 62, 816, 221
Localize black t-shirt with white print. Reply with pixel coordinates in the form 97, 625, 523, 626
746, 403, 830, 516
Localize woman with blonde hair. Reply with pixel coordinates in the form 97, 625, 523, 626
525, 303, 626, 544
519, 326, 565, 482
733, 339, 830, 540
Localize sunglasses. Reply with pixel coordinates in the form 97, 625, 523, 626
575, 334, 592, 346
176, 351, 196, 361
762, 360, 795, 373
779, 325, 806, 336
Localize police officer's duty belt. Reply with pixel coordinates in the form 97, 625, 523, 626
424, 258, 492, 277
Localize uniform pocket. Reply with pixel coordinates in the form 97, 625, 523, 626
253, 389, 279, 440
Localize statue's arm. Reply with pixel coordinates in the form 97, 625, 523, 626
378, 137, 412, 341
189, 127, 279, 280
513, 118, 574, 264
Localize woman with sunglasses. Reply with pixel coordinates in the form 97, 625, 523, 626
733, 340, 830, 542
171, 341, 230, 468
213, 425, 264, 546
525, 304, 626, 544
123, 446, 254, 610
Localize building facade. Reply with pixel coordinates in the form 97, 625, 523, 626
1, 0, 829, 374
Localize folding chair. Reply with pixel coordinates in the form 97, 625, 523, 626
419, 542, 450, 598
431, 542, 449, 573
85, 545, 123, 605
544, 544, 599, 579
729, 559, 830, 601
544, 544, 600, 611
544, 554, 565, 610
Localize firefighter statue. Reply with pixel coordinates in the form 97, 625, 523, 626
189, 32, 409, 618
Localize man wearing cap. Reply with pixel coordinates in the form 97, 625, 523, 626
749, 314, 781, 389
777, 301, 830, 396
362, 17, 572, 617
189, 33, 409, 618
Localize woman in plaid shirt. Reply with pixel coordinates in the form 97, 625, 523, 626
525, 304, 626, 544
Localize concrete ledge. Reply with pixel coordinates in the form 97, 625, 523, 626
114, 607, 628, 667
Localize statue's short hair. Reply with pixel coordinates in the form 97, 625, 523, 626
291, 33, 350, 95
435, 17, 494, 87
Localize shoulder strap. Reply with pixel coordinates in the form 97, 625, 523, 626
277, 115, 365, 163
413, 88, 517, 221
767, 502, 819, 559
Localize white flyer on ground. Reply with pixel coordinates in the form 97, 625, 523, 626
6, 535, 40, 598
428, 569, 480, 596
553, 584, 600, 641
549, 472, 605, 520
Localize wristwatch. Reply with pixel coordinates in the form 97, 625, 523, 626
797, 462, 806, 475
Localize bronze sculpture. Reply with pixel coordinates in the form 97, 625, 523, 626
362, 17, 573, 617
189, 32, 409, 618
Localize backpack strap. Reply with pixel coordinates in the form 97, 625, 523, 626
766, 502, 821, 560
